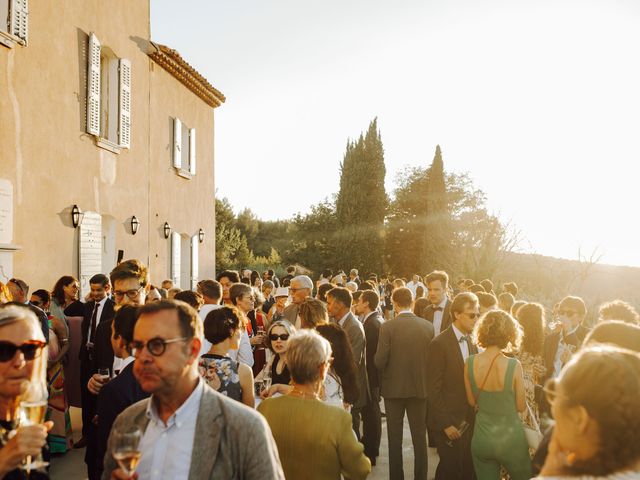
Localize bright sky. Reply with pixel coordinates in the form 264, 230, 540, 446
151, 0, 640, 268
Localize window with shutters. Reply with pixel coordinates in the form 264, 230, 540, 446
86, 33, 131, 152
172, 117, 196, 178
0, 0, 28, 48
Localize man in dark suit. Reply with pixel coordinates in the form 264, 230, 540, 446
95, 305, 149, 479
326, 287, 370, 439
355, 289, 384, 465
77, 274, 114, 450
421, 270, 452, 336
375, 287, 434, 480
543, 295, 591, 383
84, 260, 149, 479
427, 292, 480, 480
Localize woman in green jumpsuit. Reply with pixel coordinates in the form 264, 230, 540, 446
464, 310, 532, 480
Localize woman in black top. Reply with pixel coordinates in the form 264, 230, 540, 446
266, 320, 295, 387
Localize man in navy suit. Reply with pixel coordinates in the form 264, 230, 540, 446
421, 271, 452, 337
95, 305, 149, 479
427, 292, 480, 480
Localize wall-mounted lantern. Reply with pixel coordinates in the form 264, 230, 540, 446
198, 228, 205, 243
71, 205, 81, 228
131, 216, 139, 235
163, 222, 171, 239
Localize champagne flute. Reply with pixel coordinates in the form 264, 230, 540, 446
262, 370, 272, 394
112, 426, 142, 476
20, 381, 49, 472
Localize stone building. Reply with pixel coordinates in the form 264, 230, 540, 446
0, 0, 224, 294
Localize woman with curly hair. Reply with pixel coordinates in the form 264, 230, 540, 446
464, 309, 532, 479
515, 302, 547, 436
535, 345, 640, 479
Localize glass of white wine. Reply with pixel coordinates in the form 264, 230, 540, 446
112, 426, 142, 477
19, 381, 49, 472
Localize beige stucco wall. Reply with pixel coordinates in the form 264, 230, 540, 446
0, 0, 216, 292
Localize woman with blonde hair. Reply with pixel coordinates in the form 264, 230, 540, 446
0, 304, 51, 477
464, 310, 532, 479
257, 330, 370, 479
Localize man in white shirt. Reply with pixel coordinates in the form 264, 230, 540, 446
104, 300, 284, 480
406, 274, 426, 298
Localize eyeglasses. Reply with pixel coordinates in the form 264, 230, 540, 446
130, 337, 189, 357
0, 340, 46, 363
113, 287, 144, 300
269, 334, 290, 342
558, 309, 579, 317
463, 312, 480, 319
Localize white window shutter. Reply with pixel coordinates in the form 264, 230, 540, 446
171, 232, 181, 286
118, 58, 131, 149
173, 118, 182, 168
189, 128, 196, 175
10, 0, 28, 43
190, 235, 199, 290
86, 33, 101, 136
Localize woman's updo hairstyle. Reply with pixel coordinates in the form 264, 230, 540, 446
203, 306, 245, 345
473, 309, 522, 352
558, 345, 640, 476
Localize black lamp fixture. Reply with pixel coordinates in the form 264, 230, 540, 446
163, 222, 171, 239
198, 228, 205, 243
131, 216, 139, 235
71, 204, 81, 228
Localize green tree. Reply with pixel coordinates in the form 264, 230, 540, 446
215, 197, 245, 271
335, 118, 387, 275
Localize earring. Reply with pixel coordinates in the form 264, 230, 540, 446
565, 452, 577, 466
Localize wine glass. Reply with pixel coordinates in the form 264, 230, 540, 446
98, 368, 112, 382
19, 381, 49, 472
262, 369, 272, 394
112, 426, 142, 476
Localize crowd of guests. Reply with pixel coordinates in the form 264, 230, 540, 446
0, 264, 640, 479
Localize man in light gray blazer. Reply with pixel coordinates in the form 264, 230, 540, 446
102, 299, 284, 480
375, 287, 435, 480
326, 287, 370, 438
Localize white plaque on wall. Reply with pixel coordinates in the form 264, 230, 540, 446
0, 179, 13, 245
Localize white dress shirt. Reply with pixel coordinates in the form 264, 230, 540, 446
136, 379, 204, 480
451, 324, 471, 362
432, 297, 448, 336
198, 304, 223, 357
87, 296, 109, 345
228, 331, 254, 367
553, 325, 579, 378
337, 312, 350, 328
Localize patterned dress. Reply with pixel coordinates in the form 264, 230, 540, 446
46, 319, 73, 453
516, 352, 546, 436
198, 354, 242, 402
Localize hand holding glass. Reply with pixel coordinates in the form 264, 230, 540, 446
112, 427, 142, 477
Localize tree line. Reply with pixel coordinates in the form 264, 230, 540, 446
215, 118, 515, 280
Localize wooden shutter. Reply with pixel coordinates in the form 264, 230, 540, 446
189, 128, 196, 175
78, 212, 102, 299
190, 235, 199, 290
86, 33, 101, 136
171, 232, 181, 286
10, 0, 28, 43
118, 58, 131, 148
173, 118, 182, 168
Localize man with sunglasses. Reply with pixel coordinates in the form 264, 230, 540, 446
103, 300, 284, 480
543, 295, 591, 382
427, 292, 480, 480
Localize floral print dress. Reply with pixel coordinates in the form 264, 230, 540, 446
198, 354, 243, 403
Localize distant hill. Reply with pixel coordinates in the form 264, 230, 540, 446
491, 251, 640, 324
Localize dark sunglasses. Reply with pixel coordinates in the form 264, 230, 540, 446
129, 337, 188, 357
269, 334, 290, 342
464, 312, 480, 319
0, 341, 46, 363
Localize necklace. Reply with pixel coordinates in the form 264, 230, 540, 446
288, 386, 319, 400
